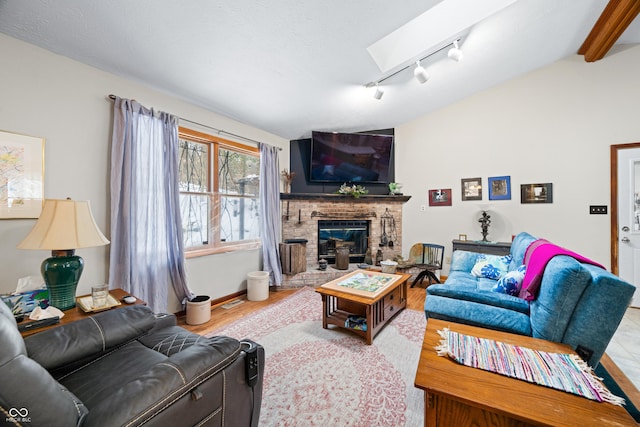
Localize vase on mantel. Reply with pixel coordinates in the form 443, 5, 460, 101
281, 169, 295, 193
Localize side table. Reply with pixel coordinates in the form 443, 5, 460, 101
19, 288, 146, 337
414, 319, 636, 426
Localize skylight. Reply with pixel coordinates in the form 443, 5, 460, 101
367, 0, 518, 74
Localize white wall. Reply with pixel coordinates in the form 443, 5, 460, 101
397, 44, 640, 273
3, 31, 638, 309
0, 34, 288, 312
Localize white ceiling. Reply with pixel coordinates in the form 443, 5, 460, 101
1, 0, 639, 140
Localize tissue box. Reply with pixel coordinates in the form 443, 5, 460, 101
1, 289, 49, 317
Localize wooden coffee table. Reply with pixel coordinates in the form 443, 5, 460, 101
414, 318, 636, 426
316, 271, 411, 344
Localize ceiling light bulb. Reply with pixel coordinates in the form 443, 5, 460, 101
373, 84, 384, 100
413, 61, 429, 84
448, 40, 464, 62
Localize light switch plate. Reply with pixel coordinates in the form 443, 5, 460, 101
589, 205, 607, 215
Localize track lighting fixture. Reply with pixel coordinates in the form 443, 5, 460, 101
373, 84, 384, 100
365, 38, 463, 100
413, 60, 429, 84
447, 40, 464, 62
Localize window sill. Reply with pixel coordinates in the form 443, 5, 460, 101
185, 241, 261, 259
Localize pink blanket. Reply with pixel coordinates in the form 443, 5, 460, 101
518, 239, 605, 301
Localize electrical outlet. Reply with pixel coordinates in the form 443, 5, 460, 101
445, 257, 451, 264
420, 205, 426, 212
589, 205, 607, 215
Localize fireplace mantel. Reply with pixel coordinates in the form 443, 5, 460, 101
280, 193, 411, 203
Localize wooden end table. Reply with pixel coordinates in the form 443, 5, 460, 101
315, 271, 411, 344
414, 318, 636, 426
19, 288, 146, 337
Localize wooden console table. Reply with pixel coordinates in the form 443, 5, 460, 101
19, 288, 145, 337
452, 239, 511, 256
414, 319, 636, 426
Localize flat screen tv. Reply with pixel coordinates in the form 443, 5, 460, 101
309, 131, 393, 184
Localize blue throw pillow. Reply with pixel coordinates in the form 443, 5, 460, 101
471, 254, 513, 280
493, 265, 526, 295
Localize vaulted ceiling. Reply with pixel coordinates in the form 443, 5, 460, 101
0, 0, 639, 140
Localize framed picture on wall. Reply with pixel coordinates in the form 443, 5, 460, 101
0, 130, 45, 219
488, 176, 511, 200
521, 183, 553, 204
461, 177, 482, 201
428, 189, 452, 206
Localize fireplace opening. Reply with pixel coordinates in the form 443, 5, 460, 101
317, 220, 369, 264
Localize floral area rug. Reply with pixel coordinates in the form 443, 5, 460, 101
207, 286, 426, 426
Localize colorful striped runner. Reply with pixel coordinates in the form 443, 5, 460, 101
436, 328, 625, 406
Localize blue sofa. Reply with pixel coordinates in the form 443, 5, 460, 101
424, 232, 636, 367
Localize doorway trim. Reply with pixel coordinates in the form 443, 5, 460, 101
610, 142, 640, 274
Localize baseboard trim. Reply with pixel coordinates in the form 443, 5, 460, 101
174, 290, 248, 316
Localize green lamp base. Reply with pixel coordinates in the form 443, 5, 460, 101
41, 250, 84, 311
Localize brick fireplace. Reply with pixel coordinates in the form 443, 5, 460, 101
280, 193, 411, 287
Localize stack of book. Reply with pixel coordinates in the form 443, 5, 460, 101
345, 315, 367, 331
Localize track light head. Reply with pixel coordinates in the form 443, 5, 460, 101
366, 38, 465, 95
413, 61, 429, 84
448, 40, 464, 62
373, 84, 384, 100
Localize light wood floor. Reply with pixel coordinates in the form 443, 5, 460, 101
178, 286, 427, 335
178, 286, 640, 411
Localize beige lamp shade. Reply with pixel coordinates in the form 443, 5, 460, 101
18, 198, 109, 250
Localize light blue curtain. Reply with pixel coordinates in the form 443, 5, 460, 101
109, 97, 193, 312
259, 143, 283, 286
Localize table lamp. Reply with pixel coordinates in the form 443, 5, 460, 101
17, 198, 110, 310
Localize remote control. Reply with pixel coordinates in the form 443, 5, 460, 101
17, 316, 60, 332
242, 341, 259, 387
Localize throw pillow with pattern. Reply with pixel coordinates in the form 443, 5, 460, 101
493, 264, 526, 295
471, 254, 513, 280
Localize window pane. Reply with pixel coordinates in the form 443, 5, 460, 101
219, 196, 259, 242
179, 127, 261, 253
179, 139, 209, 192
218, 148, 259, 196
180, 194, 210, 247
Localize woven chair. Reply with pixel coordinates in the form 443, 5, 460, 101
409, 243, 445, 288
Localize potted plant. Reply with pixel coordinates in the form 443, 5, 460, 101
389, 182, 403, 195
337, 183, 368, 198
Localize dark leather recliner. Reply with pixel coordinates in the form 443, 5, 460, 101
0, 302, 264, 426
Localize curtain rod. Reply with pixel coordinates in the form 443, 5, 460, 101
107, 94, 281, 149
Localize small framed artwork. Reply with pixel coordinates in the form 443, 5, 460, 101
488, 176, 511, 200
461, 177, 482, 201
428, 189, 452, 206
0, 130, 45, 219
521, 183, 553, 204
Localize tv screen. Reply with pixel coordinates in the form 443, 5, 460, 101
309, 131, 393, 184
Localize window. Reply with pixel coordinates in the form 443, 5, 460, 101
178, 127, 260, 256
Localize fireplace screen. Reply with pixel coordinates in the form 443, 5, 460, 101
317, 220, 369, 263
